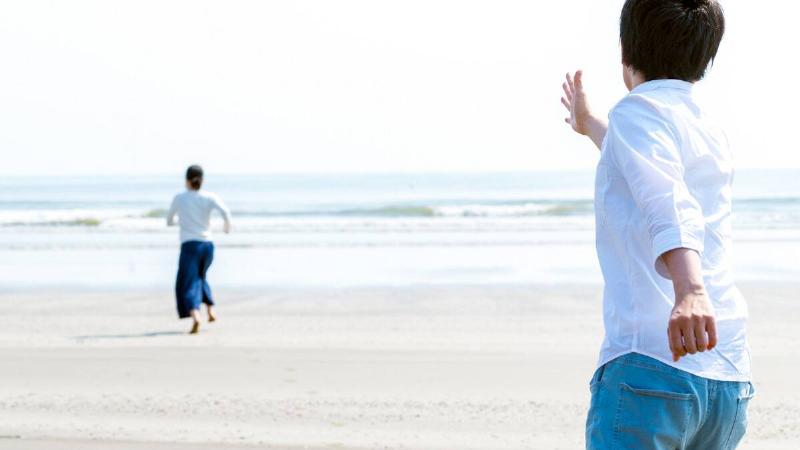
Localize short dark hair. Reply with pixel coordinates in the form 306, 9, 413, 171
620, 0, 725, 82
185, 165, 203, 190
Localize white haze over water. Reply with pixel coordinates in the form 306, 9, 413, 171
1, 171, 799, 289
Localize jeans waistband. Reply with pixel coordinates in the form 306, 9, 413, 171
610, 352, 711, 384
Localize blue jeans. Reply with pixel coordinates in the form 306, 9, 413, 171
586, 352, 754, 450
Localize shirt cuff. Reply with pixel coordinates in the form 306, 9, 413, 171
651, 227, 704, 280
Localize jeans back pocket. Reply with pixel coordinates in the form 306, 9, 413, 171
614, 383, 694, 449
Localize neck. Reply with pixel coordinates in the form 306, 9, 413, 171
628, 71, 647, 91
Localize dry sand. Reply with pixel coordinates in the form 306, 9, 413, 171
0, 284, 797, 449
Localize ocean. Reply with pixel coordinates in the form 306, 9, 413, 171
1, 170, 799, 289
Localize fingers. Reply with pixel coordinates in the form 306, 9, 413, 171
561, 96, 571, 111
668, 322, 686, 362
669, 313, 718, 361
562, 82, 572, 102
566, 72, 575, 94
574, 70, 584, 91
683, 322, 698, 354
706, 318, 718, 350
694, 320, 708, 352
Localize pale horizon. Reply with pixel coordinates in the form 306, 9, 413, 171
1, 0, 798, 176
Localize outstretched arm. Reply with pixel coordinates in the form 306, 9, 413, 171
560, 70, 608, 150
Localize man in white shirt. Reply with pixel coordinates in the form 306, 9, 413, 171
167, 165, 232, 334
560, 0, 753, 448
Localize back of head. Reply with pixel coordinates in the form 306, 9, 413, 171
185, 165, 204, 190
620, 0, 725, 82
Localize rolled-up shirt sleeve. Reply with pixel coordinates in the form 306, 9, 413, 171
606, 97, 704, 279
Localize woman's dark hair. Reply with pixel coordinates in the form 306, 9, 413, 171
620, 0, 725, 82
185, 165, 203, 190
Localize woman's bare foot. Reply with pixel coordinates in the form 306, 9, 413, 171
207, 305, 217, 323
189, 309, 202, 334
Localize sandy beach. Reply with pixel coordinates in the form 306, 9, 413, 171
0, 283, 796, 449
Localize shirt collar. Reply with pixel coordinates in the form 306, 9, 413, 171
630, 79, 694, 95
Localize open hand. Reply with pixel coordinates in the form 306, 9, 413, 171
560, 70, 607, 149
561, 71, 592, 134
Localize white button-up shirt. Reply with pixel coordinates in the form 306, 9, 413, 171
595, 79, 750, 381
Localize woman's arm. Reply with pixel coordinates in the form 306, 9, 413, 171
210, 195, 232, 234
561, 70, 608, 150
166, 196, 178, 226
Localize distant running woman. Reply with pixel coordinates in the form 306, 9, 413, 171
167, 165, 232, 334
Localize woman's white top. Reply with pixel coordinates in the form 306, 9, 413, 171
167, 190, 231, 243
595, 79, 750, 382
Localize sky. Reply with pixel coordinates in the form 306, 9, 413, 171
0, 0, 797, 176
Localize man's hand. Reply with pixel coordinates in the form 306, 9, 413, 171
223, 222, 231, 234
661, 248, 717, 362
560, 70, 607, 150
669, 289, 717, 361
